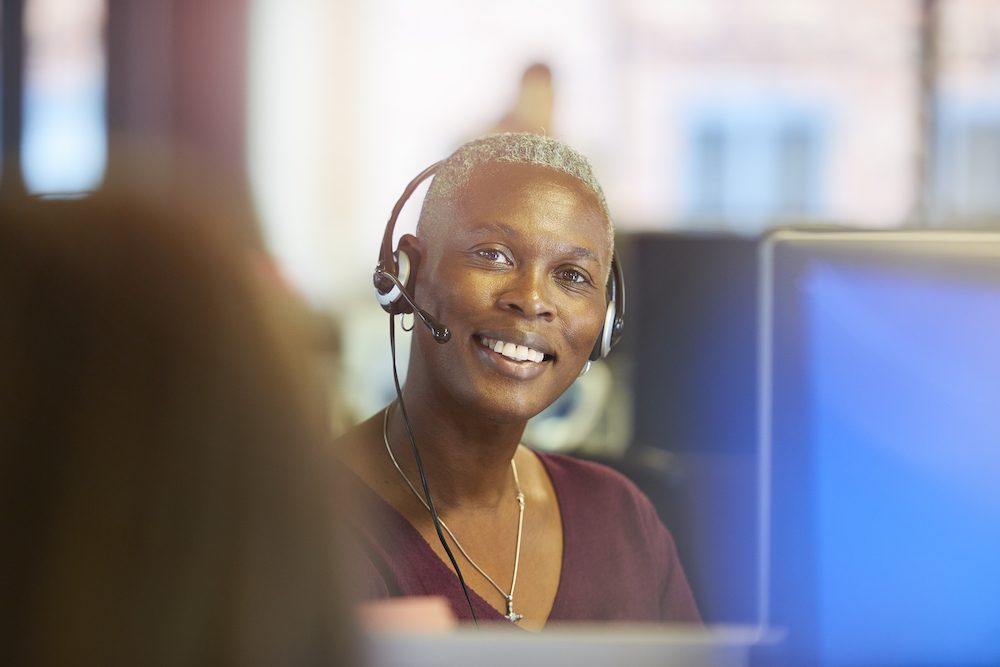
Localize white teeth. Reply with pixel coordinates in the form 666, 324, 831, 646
479, 336, 546, 363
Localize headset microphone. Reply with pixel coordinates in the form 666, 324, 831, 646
373, 266, 451, 343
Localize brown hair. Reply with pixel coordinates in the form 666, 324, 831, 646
0, 191, 356, 665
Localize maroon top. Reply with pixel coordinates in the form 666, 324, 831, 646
353, 451, 701, 625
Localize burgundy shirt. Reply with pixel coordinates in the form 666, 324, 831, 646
353, 451, 701, 625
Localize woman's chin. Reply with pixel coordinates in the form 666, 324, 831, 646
453, 380, 572, 427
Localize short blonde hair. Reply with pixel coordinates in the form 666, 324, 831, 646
416, 133, 614, 254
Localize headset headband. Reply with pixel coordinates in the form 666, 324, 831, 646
378, 161, 442, 275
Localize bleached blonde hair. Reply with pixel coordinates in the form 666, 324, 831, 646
416, 133, 614, 254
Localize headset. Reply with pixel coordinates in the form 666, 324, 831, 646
372, 161, 626, 361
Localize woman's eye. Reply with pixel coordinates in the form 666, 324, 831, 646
476, 248, 511, 265
558, 268, 591, 285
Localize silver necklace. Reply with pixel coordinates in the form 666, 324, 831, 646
382, 406, 526, 623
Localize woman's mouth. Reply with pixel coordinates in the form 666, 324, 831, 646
477, 335, 552, 363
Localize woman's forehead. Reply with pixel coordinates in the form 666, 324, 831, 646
452, 164, 610, 228
453, 165, 609, 237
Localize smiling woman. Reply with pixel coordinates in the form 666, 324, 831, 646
340, 133, 700, 631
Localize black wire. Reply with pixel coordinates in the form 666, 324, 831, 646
388, 315, 479, 626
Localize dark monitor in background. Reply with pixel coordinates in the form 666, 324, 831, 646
617, 233, 759, 627
760, 230, 1000, 666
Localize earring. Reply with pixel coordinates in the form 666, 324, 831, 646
400, 312, 415, 332
579, 360, 592, 377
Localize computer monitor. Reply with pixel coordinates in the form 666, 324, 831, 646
759, 230, 1000, 666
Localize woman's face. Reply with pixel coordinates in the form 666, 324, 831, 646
410, 163, 611, 423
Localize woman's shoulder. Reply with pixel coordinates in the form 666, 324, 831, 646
333, 410, 388, 485
534, 450, 658, 518
535, 451, 701, 623
534, 449, 632, 483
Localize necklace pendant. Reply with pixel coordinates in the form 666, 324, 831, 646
505, 597, 523, 623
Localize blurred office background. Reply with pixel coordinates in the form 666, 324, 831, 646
10, 1, 1000, 290
3, 0, 1000, 633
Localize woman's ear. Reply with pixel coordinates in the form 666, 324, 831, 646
395, 234, 422, 313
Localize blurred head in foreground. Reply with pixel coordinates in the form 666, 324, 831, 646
0, 191, 355, 665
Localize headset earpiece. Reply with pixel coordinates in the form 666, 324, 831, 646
588, 252, 626, 362
589, 300, 617, 361
373, 162, 441, 316
374, 249, 412, 314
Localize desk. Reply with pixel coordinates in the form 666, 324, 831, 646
366, 624, 760, 667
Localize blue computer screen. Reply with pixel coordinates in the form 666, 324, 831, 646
800, 259, 1000, 666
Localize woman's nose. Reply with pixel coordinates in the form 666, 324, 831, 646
497, 269, 555, 321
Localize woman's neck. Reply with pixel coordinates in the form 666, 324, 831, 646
385, 387, 528, 512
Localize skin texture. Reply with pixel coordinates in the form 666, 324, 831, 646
345, 163, 612, 630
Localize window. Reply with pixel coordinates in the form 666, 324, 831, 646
686, 102, 826, 230
20, 0, 106, 194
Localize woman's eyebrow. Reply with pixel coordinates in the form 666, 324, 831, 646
565, 245, 599, 263
467, 221, 520, 238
